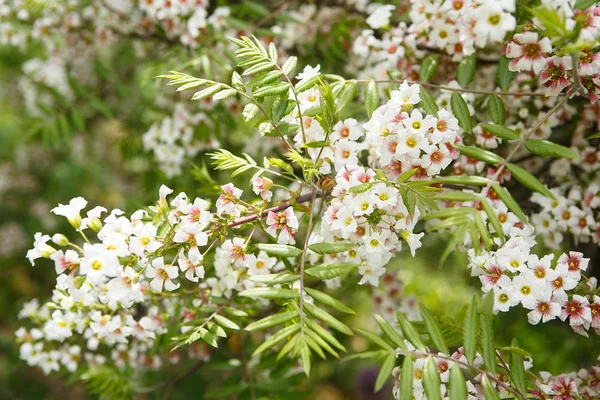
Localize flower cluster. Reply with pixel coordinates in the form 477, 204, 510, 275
142, 104, 220, 178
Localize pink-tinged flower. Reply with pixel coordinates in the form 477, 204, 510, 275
506, 32, 552, 74
216, 183, 243, 217
479, 263, 510, 293
540, 56, 572, 96
50, 250, 79, 274
222, 237, 248, 266
578, 49, 600, 76
560, 295, 592, 326
266, 207, 299, 245
527, 293, 561, 325
183, 198, 212, 227
251, 177, 273, 202
578, 74, 600, 103
549, 375, 578, 400
557, 251, 589, 278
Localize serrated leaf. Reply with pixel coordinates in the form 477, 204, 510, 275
420, 305, 449, 354
399, 353, 414, 400
348, 182, 373, 194
238, 287, 299, 300
374, 315, 407, 350
487, 95, 505, 125
305, 318, 346, 352
432, 191, 480, 202
192, 85, 221, 100
509, 338, 528, 396
506, 163, 555, 199
257, 243, 302, 257
308, 242, 356, 254
456, 54, 476, 87
335, 82, 358, 114
282, 56, 297, 75
364, 81, 379, 118
587, 132, 600, 139
245, 310, 298, 331
304, 287, 355, 314
524, 139, 578, 159
463, 296, 479, 363
423, 357, 442, 400
496, 56, 514, 91
480, 123, 520, 141
419, 85, 439, 116
302, 140, 327, 148
305, 262, 357, 280
420, 55, 439, 82
451, 92, 472, 134
253, 82, 290, 97
454, 143, 504, 164
480, 314, 496, 374
449, 364, 467, 400
213, 88, 238, 101
375, 353, 396, 392
396, 312, 426, 351
355, 328, 394, 352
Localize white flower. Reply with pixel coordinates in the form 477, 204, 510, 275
366, 4, 395, 29
178, 247, 205, 282
51, 197, 88, 228
79, 243, 120, 284
493, 286, 519, 313
245, 251, 276, 275
296, 64, 321, 81
146, 257, 180, 292
26, 232, 55, 266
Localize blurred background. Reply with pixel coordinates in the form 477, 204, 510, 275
0, 1, 598, 399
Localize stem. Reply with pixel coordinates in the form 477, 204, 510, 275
570, 53, 590, 99
226, 190, 325, 229
297, 191, 318, 339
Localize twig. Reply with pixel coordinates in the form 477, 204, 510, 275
297, 190, 318, 339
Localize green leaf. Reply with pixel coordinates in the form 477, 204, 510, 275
308, 242, 356, 254
253, 324, 301, 355
213, 88, 238, 101
247, 273, 299, 285
335, 82, 358, 114
587, 132, 600, 139
271, 95, 289, 123
257, 243, 302, 257
480, 123, 520, 141
454, 143, 504, 164
435, 175, 489, 186
301, 140, 327, 148
420, 55, 439, 82
305, 318, 346, 352
282, 56, 298, 75
480, 314, 497, 374
420, 305, 449, 354
487, 95, 505, 125
481, 374, 501, 400
301, 342, 311, 376
245, 311, 298, 331
304, 287, 355, 314
463, 296, 478, 363
397, 167, 419, 183
423, 357, 442, 400
348, 182, 373, 194
355, 328, 394, 352
253, 82, 291, 97
449, 364, 467, 400
450, 92, 472, 134
364, 81, 380, 118
529, 6, 566, 37
492, 183, 528, 222
506, 163, 555, 199
191, 84, 221, 100
305, 262, 357, 280
214, 314, 240, 330
496, 56, 514, 91
524, 139, 578, 159
575, 0, 599, 9
375, 353, 396, 392
399, 354, 414, 400
419, 86, 439, 116
396, 312, 426, 351
509, 338, 528, 396
304, 303, 353, 335
456, 54, 476, 87
432, 191, 480, 202
374, 315, 407, 350
480, 198, 504, 243
238, 287, 299, 300
441, 223, 468, 264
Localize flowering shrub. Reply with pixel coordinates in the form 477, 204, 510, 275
3, 0, 600, 399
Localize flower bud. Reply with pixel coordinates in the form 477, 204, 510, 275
87, 217, 103, 233
52, 234, 69, 247
67, 215, 82, 230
